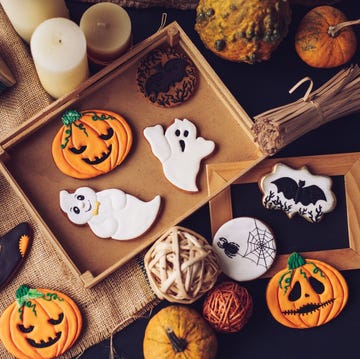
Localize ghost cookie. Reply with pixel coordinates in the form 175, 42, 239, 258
52, 109, 133, 179
0, 222, 32, 289
60, 186, 161, 240
136, 45, 199, 107
0, 284, 82, 359
213, 217, 276, 281
260, 163, 336, 223
144, 118, 215, 192
266, 252, 348, 329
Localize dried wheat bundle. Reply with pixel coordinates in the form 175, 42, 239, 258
252, 64, 360, 155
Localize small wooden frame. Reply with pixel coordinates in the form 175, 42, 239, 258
0, 22, 265, 288
207, 152, 360, 277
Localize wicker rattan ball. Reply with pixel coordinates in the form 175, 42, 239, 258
202, 281, 253, 333
144, 226, 221, 304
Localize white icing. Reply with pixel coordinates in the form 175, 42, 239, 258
143, 118, 215, 192
260, 163, 336, 223
213, 217, 276, 281
59, 187, 161, 240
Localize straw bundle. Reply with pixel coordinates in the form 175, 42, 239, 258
252, 64, 360, 155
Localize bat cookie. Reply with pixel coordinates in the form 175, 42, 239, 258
259, 163, 336, 223
144, 118, 215, 192
0, 222, 32, 289
136, 45, 199, 107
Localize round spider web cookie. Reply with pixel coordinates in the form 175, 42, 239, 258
136, 45, 199, 107
213, 217, 277, 281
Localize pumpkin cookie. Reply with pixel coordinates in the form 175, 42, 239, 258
212, 217, 276, 281
136, 46, 199, 107
259, 163, 336, 223
52, 109, 133, 179
0, 284, 82, 359
0, 222, 32, 289
266, 252, 348, 329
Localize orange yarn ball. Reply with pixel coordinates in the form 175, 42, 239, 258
202, 281, 253, 333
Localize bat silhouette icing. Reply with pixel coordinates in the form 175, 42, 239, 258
260, 163, 336, 223
60, 187, 161, 240
136, 46, 199, 107
271, 177, 326, 205
145, 58, 189, 96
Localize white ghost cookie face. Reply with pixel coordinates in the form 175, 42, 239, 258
144, 118, 215, 192
59, 187, 97, 225
260, 163, 336, 223
213, 217, 277, 281
60, 186, 161, 240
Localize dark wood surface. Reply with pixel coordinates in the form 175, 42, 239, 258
65, 1, 360, 358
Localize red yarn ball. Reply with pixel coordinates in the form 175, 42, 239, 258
202, 281, 253, 333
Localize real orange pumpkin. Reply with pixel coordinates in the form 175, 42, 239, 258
0, 285, 82, 359
295, 6, 358, 68
52, 109, 133, 179
143, 305, 218, 359
266, 252, 348, 329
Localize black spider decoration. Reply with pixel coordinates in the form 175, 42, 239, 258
217, 237, 240, 258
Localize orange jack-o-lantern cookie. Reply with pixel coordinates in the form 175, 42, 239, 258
0, 285, 82, 359
52, 109, 133, 179
266, 252, 348, 329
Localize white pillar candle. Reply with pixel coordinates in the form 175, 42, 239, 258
80, 3, 132, 64
0, 0, 69, 44
31, 18, 89, 99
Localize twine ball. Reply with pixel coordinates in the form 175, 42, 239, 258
202, 281, 253, 333
144, 226, 221, 304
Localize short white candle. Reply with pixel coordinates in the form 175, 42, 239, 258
0, 0, 69, 44
80, 3, 132, 64
31, 18, 89, 99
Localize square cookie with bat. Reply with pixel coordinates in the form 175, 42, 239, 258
259, 163, 336, 223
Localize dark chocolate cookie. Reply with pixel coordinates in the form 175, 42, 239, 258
136, 46, 199, 107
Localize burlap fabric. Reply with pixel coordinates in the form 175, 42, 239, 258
0, 5, 158, 359
72, 0, 198, 9
0, 6, 53, 141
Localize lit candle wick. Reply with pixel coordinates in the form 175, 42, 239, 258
97, 21, 109, 29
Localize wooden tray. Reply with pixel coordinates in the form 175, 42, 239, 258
0, 22, 265, 288
207, 152, 360, 278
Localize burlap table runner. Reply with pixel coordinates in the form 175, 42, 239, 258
0, 5, 53, 141
72, 0, 198, 9
0, 5, 158, 359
